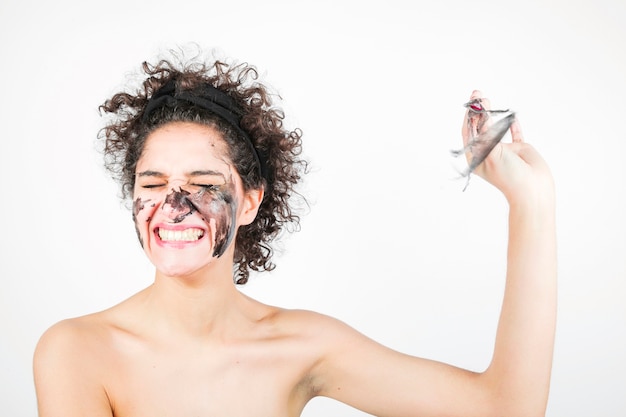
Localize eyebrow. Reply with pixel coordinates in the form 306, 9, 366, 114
136, 170, 165, 178
189, 170, 225, 178
136, 170, 226, 179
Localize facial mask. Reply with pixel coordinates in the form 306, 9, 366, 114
133, 182, 238, 257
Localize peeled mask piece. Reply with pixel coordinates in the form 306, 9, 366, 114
451, 98, 515, 191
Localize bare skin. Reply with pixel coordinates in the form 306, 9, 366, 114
34, 91, 557, 417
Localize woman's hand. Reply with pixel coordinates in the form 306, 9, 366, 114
461, 90, 554, 205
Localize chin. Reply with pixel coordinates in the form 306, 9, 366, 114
158, 265, 203, 278
146, 243, 216, 277
151, 256, 214, 279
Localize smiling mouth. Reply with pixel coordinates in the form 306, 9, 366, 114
157, 227, 205, 242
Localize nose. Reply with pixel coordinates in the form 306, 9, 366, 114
162, 187, 195, 223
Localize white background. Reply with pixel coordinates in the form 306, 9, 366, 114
1, 0, 625, 415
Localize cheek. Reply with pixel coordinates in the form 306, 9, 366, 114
191, 189, 238, 258
132, 196, 157, 246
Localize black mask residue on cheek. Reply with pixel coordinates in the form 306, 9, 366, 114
132, 197, 146, 248
190, 186, 238, 258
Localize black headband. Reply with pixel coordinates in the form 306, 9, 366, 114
142, 78, 269, 182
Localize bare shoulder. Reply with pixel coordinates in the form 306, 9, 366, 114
268, 308, 371, 353
35, 313, 109, 360
268, 308, 393, 393
34, 311, 116, 387
34, 313, 115, 417
270, 308, 357, 336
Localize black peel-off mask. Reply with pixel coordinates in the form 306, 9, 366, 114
450, 98, 515, 191
132, 198, 152, 248
132, 181, 238, 258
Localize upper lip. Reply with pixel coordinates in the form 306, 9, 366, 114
154, 223, 206, 231
153, 223, 208, 237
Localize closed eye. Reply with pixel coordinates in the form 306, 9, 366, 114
141, 184, 166, 189
194, 184, 220, 191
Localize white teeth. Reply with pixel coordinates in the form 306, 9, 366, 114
158, 228, 204, 242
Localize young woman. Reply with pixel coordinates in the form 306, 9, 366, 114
33, 52, 557, 417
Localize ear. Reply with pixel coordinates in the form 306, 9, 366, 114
239, 187, 264, 226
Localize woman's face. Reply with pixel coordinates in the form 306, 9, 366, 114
132, 122, 257, 278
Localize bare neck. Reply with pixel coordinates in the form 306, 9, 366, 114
136, 264, 259, 341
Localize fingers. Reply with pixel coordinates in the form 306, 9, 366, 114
510, 118, 524, 143
474, 91, 491, 111
461, 90, 491, 149
461, 90, 481, 147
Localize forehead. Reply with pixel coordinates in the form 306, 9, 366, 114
137, 122, 231, 172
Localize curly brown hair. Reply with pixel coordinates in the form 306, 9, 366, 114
98, 50, 307, 284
